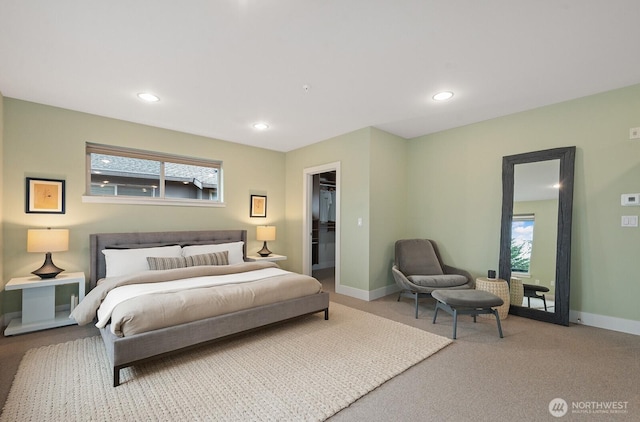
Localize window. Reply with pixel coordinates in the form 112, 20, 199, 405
511, 214, 534, 275
84, 143, 223, 206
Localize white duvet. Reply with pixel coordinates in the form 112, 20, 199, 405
96, 267, 289, 329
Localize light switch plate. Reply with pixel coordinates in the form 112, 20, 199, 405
631, 127, 640, 139
621, 216, 638, 227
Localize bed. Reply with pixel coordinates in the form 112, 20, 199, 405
73, 229, 330, 387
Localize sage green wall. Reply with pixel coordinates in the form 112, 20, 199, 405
0, 91, 4, 319
284, 128, 371, 290
369, 128, 408, 291
2, 99, 286, 314
284, 127, 407, 295
514, 199, 558, 297
408, 84, 640, 321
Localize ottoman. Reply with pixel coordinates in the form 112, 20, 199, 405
432, 289, 504, 339
523, 284, 550, 311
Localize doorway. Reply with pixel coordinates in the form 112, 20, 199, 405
302, 162, 340, 293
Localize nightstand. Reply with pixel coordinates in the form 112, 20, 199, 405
4, 271, 85, 336
246, 254, 287, 262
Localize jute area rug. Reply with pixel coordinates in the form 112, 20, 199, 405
1, 303, 451, 422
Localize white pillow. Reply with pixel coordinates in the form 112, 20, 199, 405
102, 245, 182, 278
182, 241, 244, 265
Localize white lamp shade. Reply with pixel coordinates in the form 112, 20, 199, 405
256, 226, 276, 241
27, 229, 69, 253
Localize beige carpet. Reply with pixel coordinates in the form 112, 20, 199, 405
1, 303, 451, 422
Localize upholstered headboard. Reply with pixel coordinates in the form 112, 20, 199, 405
89, 230, 247, 289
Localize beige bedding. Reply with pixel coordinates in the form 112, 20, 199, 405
71, 261, 323, 337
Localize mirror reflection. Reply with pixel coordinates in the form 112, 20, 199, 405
510, 160, 559, 313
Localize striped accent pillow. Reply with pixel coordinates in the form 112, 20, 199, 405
147, 251, 229, 270
146, 256, 187, 271
185, 251, 229, 267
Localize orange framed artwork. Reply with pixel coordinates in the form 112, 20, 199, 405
250, 194, 267, 218
26, 178, 65, 214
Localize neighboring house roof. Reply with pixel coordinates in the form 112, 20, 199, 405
91, 154, 218, 187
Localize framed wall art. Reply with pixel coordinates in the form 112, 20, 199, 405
26, 177, 66, 214
250, 194, 267, 218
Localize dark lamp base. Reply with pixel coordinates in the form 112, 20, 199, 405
257, 241, 272, 257
32, 252, 64, 279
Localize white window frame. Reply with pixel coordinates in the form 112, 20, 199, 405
82, 142, 225, 207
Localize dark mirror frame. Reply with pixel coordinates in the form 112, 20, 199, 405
499, 146, 576, 326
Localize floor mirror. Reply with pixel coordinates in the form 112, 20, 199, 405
499, 146, 576, 325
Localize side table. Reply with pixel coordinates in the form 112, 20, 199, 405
475, 277, 510, 319
4, 271, 85, 336
509, 277, 524, 307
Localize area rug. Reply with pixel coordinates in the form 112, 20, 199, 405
1, 303, 451, 422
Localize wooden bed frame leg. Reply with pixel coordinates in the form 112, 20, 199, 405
324, 308, 329, 320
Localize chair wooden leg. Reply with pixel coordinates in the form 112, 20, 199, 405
414, 293, 419, 319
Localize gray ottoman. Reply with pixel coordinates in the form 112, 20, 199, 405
432, 289, 504, 339
523, 283, 550, 311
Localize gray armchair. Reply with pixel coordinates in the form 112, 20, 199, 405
392, 239, 474, 318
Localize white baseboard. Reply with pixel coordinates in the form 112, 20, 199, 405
335, 284, 370, 301
335, 283, 400, 301
570, 310, 640, 336
369, 283, 401, 301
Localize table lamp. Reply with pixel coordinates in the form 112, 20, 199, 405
256, 225, 276, 257
27, 228, 69, 278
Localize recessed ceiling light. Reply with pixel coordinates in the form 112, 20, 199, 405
137, 92, 160, 102
253, 122, 269, 130
432, 91, 454, 101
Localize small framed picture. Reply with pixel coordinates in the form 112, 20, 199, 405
250, 194, 267, 218
26, 177, 65, 214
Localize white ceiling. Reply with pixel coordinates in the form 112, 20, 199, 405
1, 1, 640, 152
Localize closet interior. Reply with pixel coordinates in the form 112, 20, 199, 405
311, 171, 336, 273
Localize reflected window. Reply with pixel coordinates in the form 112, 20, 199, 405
511, 214, 534, 275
